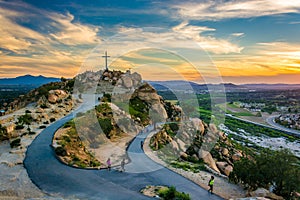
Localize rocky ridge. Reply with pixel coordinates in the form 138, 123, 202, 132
150, 117, 246, 177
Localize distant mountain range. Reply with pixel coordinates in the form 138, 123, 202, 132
0, 75, 60, 86
1, 75, 299, 91
148, 80, 300, 92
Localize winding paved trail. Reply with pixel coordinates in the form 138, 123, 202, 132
24, 99, 223, 200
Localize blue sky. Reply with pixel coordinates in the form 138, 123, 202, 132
1, 0, 300, 83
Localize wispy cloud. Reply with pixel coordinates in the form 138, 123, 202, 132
289, 21, 300, 24
173, 22, 243, 54
48, 12, 100, 45
172, 0, 300, 21
231, 32, 244, 37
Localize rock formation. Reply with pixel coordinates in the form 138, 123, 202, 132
150, 116, 246, 176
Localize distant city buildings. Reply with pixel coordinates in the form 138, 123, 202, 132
239, 102, 265, 112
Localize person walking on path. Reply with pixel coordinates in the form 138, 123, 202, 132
208, 176, 214, 194
106, 158, 111, 171
120, 158, 125, 172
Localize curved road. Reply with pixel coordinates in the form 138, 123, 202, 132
24, 103, 223, 199
266, 115, 300, 137
226, 114, 300, 138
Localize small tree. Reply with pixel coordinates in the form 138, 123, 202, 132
0, 124, 8, 141
18, 114, 33, 133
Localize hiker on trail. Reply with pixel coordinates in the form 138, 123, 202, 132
208, 176, 214, 194
106, 158, 111, 171
120, 158, 125, 172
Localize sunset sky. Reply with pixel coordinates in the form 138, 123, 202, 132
1, 0, 300, 84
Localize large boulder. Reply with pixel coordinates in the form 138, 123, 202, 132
209, 123, 218, 134
198, 150, 220, 173
54, 89, 67, 98
179, 152, 188, 160
191, 118, 205, 134
150, 103, 168, 121
218, 131, 227, 140
48, 94, 58, 104
176, 138, 186, 151
131, 72, 142, 86
222, 148, 229, 157
48, 90, 68, 104
216, 161, 233, 176
138, 92, 161, 104
170, 140, 179, 151
121, 76, 133, 88
232, 152, 243, 162
249, 188, 269, 197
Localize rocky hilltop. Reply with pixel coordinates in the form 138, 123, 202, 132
53, 69, 180, 167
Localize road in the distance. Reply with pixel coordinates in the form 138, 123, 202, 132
266, 115, 300, 137
24, 98, 223, 200
226, 114, 300, 138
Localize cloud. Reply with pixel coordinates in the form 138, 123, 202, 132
211, 41, 300, 83
0, 1, 101, 78
231, 32, 244, 37
0, 7, 47, 53
256, 42, 300, 60
0, 1, 101, 50
172, 0, 300, 21
289, 21, 300, 24
48, 12, 100, 45
173, 22, 243, 54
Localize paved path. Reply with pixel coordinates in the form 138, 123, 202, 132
24, 100, 223, 200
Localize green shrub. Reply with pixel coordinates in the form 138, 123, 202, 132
62, 135, 71, 143
169, 122, 179, 132
55, 146, 67, 156
28, 131, 36, 135
40, 104, 48, 109
63, 120, 74, 128
129, 96, 149, 124
98, 118, 113, 138
10, 138, 21, 148
50, 118, 56, 123
15, 125, 24, 130
158, 186, 190, 200
0, 124, 8, 141
102, 93, 111, 102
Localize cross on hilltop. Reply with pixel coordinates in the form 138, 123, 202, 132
102, 51, 110, 71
